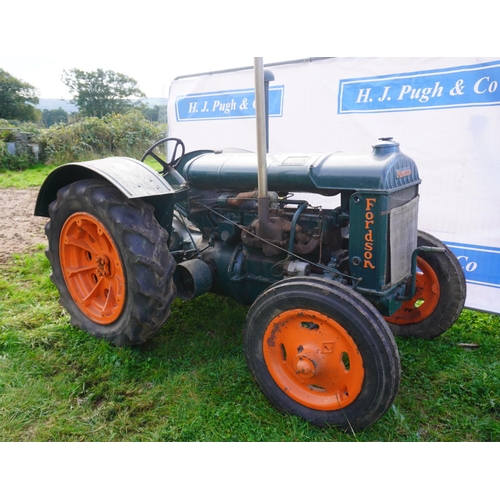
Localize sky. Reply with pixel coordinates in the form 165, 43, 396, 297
0, 1, 314, 99
1, 1, 492, 100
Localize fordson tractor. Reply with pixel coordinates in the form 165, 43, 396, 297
34, 64, 466, 431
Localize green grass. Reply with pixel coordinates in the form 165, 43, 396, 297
0, 163, 58, 189
0, 158, 161, 189
0, 248, 498, 442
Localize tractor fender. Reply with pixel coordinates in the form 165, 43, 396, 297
35, 157, 178, 217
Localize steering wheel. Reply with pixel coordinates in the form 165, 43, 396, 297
141, 137, 186, 184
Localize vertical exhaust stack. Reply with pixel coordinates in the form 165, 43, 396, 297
264, 68, 275, 152
254, 57, 274, 242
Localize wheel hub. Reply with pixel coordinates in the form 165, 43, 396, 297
96, 255, 111, 277
294, 354, 317, 378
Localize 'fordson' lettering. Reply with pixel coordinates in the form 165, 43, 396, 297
364, 198, 376, 269
396, 168, 412, 179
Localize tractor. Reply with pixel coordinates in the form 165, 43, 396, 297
34, 64, 466, 431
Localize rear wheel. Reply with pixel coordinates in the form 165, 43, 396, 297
385, 231, 466, 339
45, 179, 176, 345
244, 278, 401, 430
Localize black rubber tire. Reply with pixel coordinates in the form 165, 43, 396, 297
386, 230, 466, 339
244, 277, 401, 431
45, 179, 176, 346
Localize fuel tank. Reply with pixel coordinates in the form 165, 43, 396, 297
180, 139, 420, 195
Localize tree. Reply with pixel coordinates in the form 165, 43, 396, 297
140, 104, 160, 122
0, 69, 39, 121
62, 68, 146, 118
42, 107, 69, 127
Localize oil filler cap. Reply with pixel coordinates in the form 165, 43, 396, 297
372, 137, 400, 155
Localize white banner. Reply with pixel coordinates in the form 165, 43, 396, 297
168, 57, 500, 314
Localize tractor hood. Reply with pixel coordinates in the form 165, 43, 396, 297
182, 139, 420, 195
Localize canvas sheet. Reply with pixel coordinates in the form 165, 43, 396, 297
168, 57, 500, 314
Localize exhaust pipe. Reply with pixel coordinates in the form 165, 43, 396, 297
254, 57, 275, 242
254, 58, 268, 208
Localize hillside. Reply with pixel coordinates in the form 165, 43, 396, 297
36, 99, 78, 112
36, 97, 167, 112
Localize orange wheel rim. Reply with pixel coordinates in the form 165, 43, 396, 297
263, 309, 364, 410
386, 257, 440, 325
59, 212, 126, 324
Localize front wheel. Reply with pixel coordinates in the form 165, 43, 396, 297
45, 179, 176, 346
385, 231, 466, 339
244, 277, 401, 431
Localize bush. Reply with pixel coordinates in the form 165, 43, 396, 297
0, 118, 40, 138
105, 111, 166, 157
0, 147, 36, 171
39, 117, 112, 163
39, 111, 167, 164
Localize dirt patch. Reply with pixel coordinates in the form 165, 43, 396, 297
0, 188, 48, 264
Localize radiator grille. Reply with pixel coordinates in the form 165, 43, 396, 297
389, 195, 419, 285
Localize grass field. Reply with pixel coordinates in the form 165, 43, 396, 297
0, 165, 499, 442
0, 246, 499, 442
0, 163, 57, 189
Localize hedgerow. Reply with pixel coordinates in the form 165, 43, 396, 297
39, 111, 167, 164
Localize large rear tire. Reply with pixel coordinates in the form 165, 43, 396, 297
385, 231, 466, 339
45, 179, 176, 346
244, 277, 401, 431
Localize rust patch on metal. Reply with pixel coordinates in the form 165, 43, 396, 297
266, 321, 285, 347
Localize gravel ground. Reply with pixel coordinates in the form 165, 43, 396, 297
0, 188, 48, 264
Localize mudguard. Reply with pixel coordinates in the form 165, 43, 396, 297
35, 157, 179, 217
